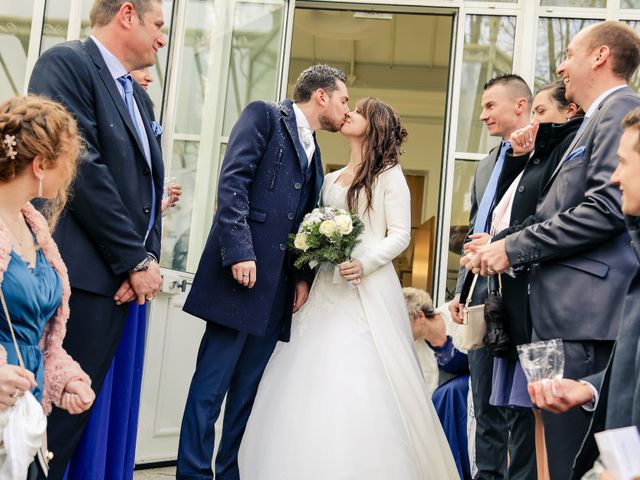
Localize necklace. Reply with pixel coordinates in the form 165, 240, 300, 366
0, 212, 25, 248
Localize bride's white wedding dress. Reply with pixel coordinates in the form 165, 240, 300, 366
239, 165, 459, 479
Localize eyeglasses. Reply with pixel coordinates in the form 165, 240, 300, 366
421, 307, 436, 318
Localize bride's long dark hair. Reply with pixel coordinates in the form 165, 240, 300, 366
346, 97, 407, 213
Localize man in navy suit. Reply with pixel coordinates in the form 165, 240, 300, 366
28, 0, 166, 477
179, 65, 349, 480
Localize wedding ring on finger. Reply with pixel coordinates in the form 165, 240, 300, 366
11, 387, 19, 398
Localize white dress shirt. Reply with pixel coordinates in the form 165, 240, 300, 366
292, 103, 315, 163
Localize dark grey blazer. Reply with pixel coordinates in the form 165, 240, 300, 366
571, 216, 640, 479
455, 146, 500, 304
505, 87, 640, 341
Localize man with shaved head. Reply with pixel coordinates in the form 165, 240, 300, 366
464, 21, 640, 479
450, 73, 537, 480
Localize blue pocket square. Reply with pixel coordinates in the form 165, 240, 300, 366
150, 120, 163, 137
565, 145, 586, 162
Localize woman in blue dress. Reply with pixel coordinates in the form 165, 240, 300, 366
0, 96, 95, 477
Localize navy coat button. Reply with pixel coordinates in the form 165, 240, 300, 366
143, 167, 151, 176
518, 186, 525, 193
533, 158, 540, 165
288, 213, 294, 220
279, 244, 286, 251
294, 182, 302, 190
143, 206, 151, 214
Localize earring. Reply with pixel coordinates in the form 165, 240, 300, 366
38, 176, 43, 197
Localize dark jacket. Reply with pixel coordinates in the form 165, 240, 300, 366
183, 99, 323, 340
28, 38, 164, 296
494, 119, 582, 353
572, 216, 640, 479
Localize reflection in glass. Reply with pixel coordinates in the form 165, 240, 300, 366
0, 2, 34, 99
621, 0, 640, 7
222, 2, 285, 135
40, 0, 70, 54
160, 140, 200, 271
627, 21, 640, 93
445, 159, 478, 300
80, 0, 173, 117
535, 18, 597, 91
541, 0, 605, 6
173, 0, 218, 135
457, 15, 516, 154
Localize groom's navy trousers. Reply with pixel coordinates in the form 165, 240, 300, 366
176, 279, 288, 480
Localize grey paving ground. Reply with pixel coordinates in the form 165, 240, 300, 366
133, 466, 176, 479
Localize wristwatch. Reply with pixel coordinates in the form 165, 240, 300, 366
130, 254, 157, 273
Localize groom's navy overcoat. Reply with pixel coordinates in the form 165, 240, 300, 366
184, 99, 323, 340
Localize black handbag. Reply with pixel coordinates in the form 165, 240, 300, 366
483, 274, 511, 358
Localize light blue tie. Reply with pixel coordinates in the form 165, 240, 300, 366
117, 74, 156, 241
473, 141, 510, 234
118, 74, 145, 143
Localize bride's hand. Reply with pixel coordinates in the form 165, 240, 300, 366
339, 259, 363, 285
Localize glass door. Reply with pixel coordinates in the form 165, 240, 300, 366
137, 0, 290, 463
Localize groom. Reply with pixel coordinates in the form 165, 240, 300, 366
178, 64, 349, 480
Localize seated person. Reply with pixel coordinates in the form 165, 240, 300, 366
403, 287, 472, 480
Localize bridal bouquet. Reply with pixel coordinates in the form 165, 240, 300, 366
288, 206, 364, 269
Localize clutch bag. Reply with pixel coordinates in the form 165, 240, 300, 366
461, 274, 487, 351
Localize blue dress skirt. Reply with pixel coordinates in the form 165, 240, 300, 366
63, 303, 147, 480
0, 250, 62, 401
490, 357, 533, 408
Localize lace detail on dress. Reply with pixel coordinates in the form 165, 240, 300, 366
322, 180, 349, 210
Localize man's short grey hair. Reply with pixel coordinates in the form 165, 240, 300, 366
402, 287, 435, 322
90, 0, 162, 27
292, 64, 347, 103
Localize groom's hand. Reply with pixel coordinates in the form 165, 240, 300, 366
232, 261, 257, 288
292, 281, 310, 313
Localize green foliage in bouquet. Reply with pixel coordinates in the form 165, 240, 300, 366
288, 206, 365, 269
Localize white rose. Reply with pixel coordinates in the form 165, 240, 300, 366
319, 219, 337, 237
334, 214, 353, 234
309, 213, 322, 224
294, 233, 309, 251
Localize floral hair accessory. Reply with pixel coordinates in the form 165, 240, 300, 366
3, 135, 17, 160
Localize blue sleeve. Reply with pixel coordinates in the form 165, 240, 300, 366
427, 336, 470, 375
216, 101, 271, 267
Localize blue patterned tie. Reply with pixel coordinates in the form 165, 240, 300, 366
117, 75, 145, 143
117, 74, 156, 241
473, 141, 510, 234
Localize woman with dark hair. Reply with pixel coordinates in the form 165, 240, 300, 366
0, 95, 95, 477
238, 97, 458, 479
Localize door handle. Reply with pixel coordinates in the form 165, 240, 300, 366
160, 276, 193, 295
171, 279, 191, 293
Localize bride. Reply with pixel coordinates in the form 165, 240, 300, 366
238, 97, 459, 479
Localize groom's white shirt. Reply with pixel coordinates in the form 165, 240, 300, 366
292, 102, 315, 163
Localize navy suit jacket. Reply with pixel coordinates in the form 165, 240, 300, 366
28, 38, 164, 297
183, 99, 324, 339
